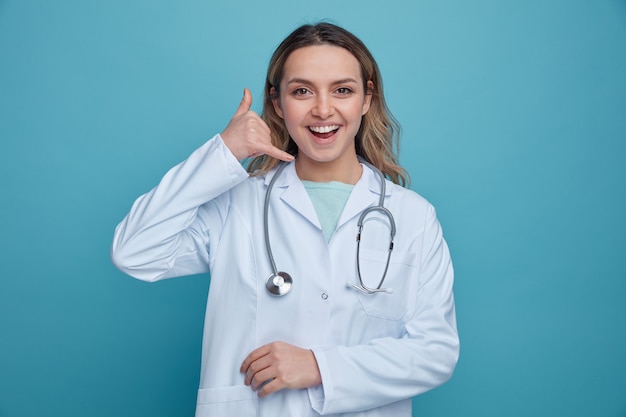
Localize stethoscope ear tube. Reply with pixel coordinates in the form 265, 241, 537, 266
354, 206, 396, 294
352, 159, 396, 295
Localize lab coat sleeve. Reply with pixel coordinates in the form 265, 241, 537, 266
111, 134, 249, 282
309, 204, 459, 414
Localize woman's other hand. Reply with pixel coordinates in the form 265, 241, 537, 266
240, 341, 322, 398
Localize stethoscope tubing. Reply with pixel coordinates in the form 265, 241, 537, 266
264, 158, 395, 296
264, 161, 289, 277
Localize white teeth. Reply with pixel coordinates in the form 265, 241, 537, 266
309, 125, 339, 134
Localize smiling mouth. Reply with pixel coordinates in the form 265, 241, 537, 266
308, 125, 340, 139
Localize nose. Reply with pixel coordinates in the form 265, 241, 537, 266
311, 94, 334, 119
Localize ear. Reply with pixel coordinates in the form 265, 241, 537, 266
270, 86, 284, 119
362, 81, 374, 115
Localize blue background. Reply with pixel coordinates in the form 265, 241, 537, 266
1, 1, 625, 416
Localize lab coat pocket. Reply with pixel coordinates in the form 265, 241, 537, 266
196, 385, 257, 417
355, 249, 417, 320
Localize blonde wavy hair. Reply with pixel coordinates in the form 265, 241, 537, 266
248, 22, 409, 186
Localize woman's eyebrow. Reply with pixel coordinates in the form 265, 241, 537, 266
332, 78, 359, 85
286, 77, 359, 85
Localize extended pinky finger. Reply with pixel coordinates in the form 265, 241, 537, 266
263, 144, 294, 162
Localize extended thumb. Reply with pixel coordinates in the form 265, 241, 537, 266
234, 88, 252, 116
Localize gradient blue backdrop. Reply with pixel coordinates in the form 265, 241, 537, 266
1, 1, 625, 416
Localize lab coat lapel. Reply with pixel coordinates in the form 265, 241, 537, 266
337, 163, 388, 229
264, 162, 321, 229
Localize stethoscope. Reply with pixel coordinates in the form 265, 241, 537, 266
264, 158, 396, 296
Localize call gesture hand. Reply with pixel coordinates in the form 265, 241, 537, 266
221, 88, 294, 162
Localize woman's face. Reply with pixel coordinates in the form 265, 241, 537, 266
272, 44, 372, 182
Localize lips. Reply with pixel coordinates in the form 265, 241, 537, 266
308, 124, 340, 139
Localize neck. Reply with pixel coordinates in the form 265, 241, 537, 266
295, 155, 362, 184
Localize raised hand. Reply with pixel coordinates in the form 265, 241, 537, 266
240, 341, 322, 398
220, 88, 294, 162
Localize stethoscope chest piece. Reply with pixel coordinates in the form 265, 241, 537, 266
265, 271, 293, 296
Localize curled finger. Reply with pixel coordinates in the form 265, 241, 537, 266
244, 356, 271, 387
249, 365, 275, 391
257, 377, 284, 398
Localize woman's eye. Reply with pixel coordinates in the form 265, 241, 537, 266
336, 87, 353, 95
292, 88, 309, 96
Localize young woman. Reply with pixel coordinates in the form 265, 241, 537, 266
112, 22, 459, 417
